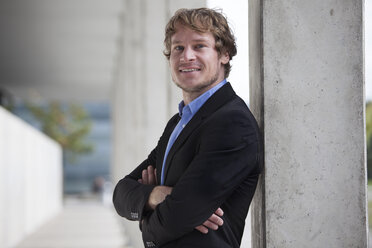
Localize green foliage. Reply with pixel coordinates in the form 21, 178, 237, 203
367, 101, 372, 178
26, 101, 93, 163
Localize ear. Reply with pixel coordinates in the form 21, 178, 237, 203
220, 52, 230, 65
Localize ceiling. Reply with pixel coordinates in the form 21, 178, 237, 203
0, 0, 123, 103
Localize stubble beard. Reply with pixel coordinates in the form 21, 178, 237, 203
173, 70, 220, 94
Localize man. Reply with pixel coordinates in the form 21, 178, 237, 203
113, 8, 261, 248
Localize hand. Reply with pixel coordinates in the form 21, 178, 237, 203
139, 166, 223, 234
195, 208, 224, 234
138, 165, 157, 185
147, 186, 173, 210
138, 165, 172, 210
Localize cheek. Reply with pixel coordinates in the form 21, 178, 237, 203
169, 58, 178, 70
204, 54, 220, 67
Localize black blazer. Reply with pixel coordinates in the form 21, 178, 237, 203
113, 83, 261, 248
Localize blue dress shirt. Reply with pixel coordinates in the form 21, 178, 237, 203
160, 79, 227, 185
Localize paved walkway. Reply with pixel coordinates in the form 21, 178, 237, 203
16, 192, 371, 248
16, 197, 131, 248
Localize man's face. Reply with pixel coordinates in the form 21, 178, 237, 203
169, 24, 229, 96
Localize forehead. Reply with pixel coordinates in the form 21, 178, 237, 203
171, 23, 214, 44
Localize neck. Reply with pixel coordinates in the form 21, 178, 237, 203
182, 84, 214, 105
182, 77, 225, 105
182, 92, 199, 106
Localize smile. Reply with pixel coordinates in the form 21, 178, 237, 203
179, 68, 201, 72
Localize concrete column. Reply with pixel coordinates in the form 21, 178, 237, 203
112, 0, 148, 183
112, 1, 206, 246
112, 0, 206, 183
249, 0, 366, 247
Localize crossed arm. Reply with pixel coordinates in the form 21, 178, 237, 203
113, 110, 259, 246
138, 165, 224, 234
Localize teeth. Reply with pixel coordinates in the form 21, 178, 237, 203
181, 69, 199, 72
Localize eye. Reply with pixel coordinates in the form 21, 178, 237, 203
174, 46, 184, 51
195, 44, 205, 49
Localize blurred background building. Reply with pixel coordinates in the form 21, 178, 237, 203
0, 0, 249, 247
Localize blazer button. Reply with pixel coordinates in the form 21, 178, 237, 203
146, 241, 156, 247
130, 212, 139, 220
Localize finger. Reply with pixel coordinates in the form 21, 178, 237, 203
142, 169, 148, 184
202, 220, 219, 230
208, 214, 224, 226
147, 166, 155, 185
215, 207, 224, 217
195, 225, 209, 234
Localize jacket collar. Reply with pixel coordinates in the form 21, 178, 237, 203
162, 82, 236, 183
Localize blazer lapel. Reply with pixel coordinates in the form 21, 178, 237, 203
162, 83, 236, 183
156, 114, 180, 181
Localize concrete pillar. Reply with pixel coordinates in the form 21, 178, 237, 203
112, 1, 206, 246
112, 0, 206, 183
249, 0, 367, 247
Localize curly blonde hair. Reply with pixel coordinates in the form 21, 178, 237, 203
164, 8, 237, 78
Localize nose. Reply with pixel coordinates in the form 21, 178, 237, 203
181, 46, 196, 62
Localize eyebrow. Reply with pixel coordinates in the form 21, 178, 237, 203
171, 38, 210, 45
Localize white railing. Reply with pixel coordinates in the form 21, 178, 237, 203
0, 106, 63, 248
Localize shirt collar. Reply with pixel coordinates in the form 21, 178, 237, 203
178, 79, 227, 117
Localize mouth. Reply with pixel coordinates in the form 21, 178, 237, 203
179, 68, 201, 73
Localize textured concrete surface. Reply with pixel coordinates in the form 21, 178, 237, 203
250, 0, 366, 247
15, 198, 129, 248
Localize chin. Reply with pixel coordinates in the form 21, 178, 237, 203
175, 80, 199, 90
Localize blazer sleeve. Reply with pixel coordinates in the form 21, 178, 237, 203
112, 147, 157, 222
141, 109, 261, 246
112, 114, 179, 223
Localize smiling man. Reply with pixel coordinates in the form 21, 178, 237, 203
168, 23, 229, 104
113, 8, 261, 248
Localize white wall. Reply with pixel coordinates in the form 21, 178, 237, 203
0, 106, 63, 248
207, 0, 249, 103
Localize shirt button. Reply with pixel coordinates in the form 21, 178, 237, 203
182, 124, 185, 128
